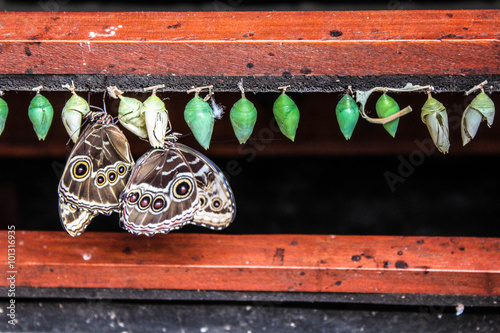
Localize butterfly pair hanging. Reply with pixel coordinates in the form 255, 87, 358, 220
58, 86, 236, 237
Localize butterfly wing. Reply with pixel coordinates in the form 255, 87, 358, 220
176, 143, 236, 230
58, 120, 134, 236
58, 197, 99, 236
119, 148, 200, 236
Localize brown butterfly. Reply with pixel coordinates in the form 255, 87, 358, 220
58, 111, 134, 236
119, 139, 235, 236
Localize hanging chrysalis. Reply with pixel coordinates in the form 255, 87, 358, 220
461, 81, 495, 146
335, 87, 359, 140
61, 83, 91, 143
356, 83, 428, 133
421, 91, 450, 154
375, 93, 400, 137
141, 84, 169, 148
28, 86, 54, 140
273, 85, 300, 141
230, 80, 257, 144
107, 86, 147, 140
184, 85, 215, 150
0, 91, 8, 136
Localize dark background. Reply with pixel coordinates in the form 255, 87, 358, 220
1, 90, 499, 237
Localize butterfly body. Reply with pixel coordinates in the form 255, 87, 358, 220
58, 112, 134, 236
120, 142, 235, 236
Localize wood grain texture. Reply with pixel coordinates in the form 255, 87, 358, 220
0, 10, 498, 77
1, 231, 499, 295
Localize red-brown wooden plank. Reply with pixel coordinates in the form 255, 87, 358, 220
0, 10, 498, 76
1, 231, 499, 295
2, 11, 498, 41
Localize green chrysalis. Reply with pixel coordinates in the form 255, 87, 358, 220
375, 93, 400, 138
184, 88, 215, 150
28, 89, 54, 140
335, 93, 359, 140
273, 87, 300, 141
0, 93, 8, 136
230, 81, 257, 144
61, 92, 90, 143
230, 97, 257, 144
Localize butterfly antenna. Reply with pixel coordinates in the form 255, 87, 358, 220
102, 90, 108, 113
103, 90, 120, 125
89, 105, 105, 112
178, 131, 193, 139
116, 109, 134, 122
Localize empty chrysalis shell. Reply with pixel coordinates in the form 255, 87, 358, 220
61, 93, 90, 143
0, 95, 8, 136
273, 90, 300, 141
335, 93, 359, 140
421, 94, 450, 154
461, 91, 495, 146
141, 92, 169, 148
375, 93, 400, 138
28, 92, 54, 140
118, 95, 148, 139
230, 96, 257, 144
210, 97, 225, 120
184, 95, 215, 150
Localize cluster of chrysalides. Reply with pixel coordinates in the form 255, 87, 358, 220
106, 82, 299, 150
0, 81, 495, 155
335, 81, 495, 154
0, 81, 299, 149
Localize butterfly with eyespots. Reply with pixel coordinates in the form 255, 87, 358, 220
58, 111, 134, 236
119, 137, 236, 236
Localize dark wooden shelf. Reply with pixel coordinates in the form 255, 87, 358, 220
0, 10, 498, 92
1, 231, 499, 298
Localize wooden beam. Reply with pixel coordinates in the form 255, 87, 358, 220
2, 231, 499, 295
1, 74, 498, 93
0, 10, 498, 82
